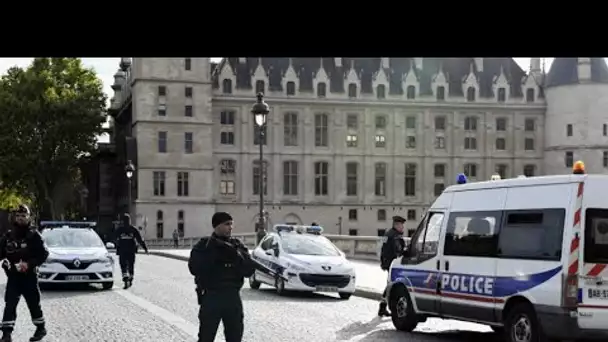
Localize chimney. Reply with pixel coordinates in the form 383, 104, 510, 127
474, 58, 483, 72
334, 58, 342, 68
414, 58, 423, 70
381, 57, 390, 69
578, 58, 591, 82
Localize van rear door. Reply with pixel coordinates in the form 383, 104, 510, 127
578, 206, 608, 329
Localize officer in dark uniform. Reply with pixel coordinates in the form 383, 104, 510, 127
378, 215, 406, 317
114, 213, 148, 289
188, 212, 256, 342
0, 204, 49, 342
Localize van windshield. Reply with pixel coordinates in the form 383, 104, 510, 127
584, 208, 608, 264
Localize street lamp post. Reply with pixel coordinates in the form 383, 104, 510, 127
251, 93, 269, 244
125, 160, 135, 216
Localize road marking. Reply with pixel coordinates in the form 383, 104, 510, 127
114, 288, 199, 339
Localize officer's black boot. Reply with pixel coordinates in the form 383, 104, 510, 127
29, 325, 46, 341
378, 302, 390, 317
0, 331, 11, 342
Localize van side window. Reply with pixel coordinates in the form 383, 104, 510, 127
260, 236, 274, 250
411, 212, 444, 257
584, 208, 608, 264
444, 211, 502, 257
497, 209, 565, 261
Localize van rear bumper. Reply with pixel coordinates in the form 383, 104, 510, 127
536, 305, 608, 339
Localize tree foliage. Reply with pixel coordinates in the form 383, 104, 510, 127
0, 58, 107, 219
0, 187, 30, 210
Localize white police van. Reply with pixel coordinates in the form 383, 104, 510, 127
249, 224, 356, 299
385, 168, 608, 342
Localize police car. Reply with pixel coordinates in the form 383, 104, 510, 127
38, 221, 115, 290
249, 224, 356, 299
384, 163, 608, 342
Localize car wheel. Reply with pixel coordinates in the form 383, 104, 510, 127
503, 303, 545, 342
275, 277, 286, 296
389, 285, 418, 332
339, 292, 352, 300
249, 273, 261, 290
102, 282, 114, 290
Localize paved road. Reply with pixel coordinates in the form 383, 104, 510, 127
0, 254, 500, 341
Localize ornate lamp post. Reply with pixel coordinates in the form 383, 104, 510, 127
125, 160, 135, 216
251, 93, 269, 244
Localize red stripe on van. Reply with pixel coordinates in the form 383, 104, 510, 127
587, 264, 608, 277
573, 209, 581, 227
577, 182, 584, 196
569, 262, 579, 275
570, 236, 579, 253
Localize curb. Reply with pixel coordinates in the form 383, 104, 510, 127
148, 251, 383, 301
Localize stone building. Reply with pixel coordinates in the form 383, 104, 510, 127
107, 57, 608, 238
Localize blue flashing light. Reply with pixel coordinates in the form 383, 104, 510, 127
456, 173, 468, 185
273, 224, 324, 235
40, 221, 96, 228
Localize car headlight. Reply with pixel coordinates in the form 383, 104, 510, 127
286, 263, 306, 272
94, 257, 113, 265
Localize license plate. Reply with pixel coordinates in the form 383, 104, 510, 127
316, 286, 339, 292
66, 275, 89, 281
588, 288, 608, 299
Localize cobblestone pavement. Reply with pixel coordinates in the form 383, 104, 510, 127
0, 253, 506, 341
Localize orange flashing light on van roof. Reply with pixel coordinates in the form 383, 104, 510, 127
573, 161, 585, 174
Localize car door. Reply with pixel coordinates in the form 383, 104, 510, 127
253, 235, 275, 284
396, 210, 447, 315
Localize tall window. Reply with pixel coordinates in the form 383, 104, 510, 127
153, 171, 166, 196
464, 116, 478, 131
184, 58, 192, 71
375, 163, 387, 196
155, 210, 164, 238
284, 112, 298, 146
184, 132, 193, 153
222, 79, 232, 94
252, 160, 267, 195
255, 80, 265, 94
346, 162, 358, 196
317, 82, 326, 97
314, 161, 329, 196
220, 159, 236, 195
177, 210, 185, 237
220, 110, 235, 145
158, 131, 167, 153
315, 113, 328, 147
405, 163, 416, 196
177, 172, 189, 197
283, 161, 298, 195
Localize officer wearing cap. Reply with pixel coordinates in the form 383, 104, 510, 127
0, 204, 49, 342
378, 215, 407, 317
188, 212, 256, 342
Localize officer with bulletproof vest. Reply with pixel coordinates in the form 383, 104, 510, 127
114, 213, 148, 289
0, 204, 49, 342
188, 212, 256, 342
378, 215, 407, 317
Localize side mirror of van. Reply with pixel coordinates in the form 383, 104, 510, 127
106, 242, 115, 249
271, 243, 280, 257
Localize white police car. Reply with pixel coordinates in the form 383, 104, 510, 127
38, 222, 115, 290
384, 165, 608, 342
249, 224, 356, 299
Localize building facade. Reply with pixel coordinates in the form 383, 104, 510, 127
108, 57, 608, 239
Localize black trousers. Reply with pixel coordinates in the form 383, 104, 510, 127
198, 290, 243, 342
173, 239, 178, 248
1, 274, 45, 333
380, 270, 388, 305
119, 253, 136, 281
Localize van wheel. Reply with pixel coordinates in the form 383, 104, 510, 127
389, 286, 418, 332
504, 303, 545, 342
249, 273, 261, 290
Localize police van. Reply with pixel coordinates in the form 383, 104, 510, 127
250, 224, 356, 299
385, 165, 608, 342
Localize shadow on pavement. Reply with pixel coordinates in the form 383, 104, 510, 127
39, 283, 113, 299
243, 287, 344, 303
353, 328, 501, 342
335, 316, 386, 340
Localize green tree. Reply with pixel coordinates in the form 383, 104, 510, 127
0, 58, 107, 219
0, 187, 29, 210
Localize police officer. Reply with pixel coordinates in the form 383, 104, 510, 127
0, 204, 49, 342
188, 212, 256, 342
378, 215, 407, 317
114, 213, 148, 289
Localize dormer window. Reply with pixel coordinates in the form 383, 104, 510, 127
526, 88, 535, 102
466, 87, 476, 102
286, 81, 296, 95
376, 85, 385, 99
222, 79, 232, 94
317, 82, 326, 98
436, 86, 445, 101
348, 83, 357, 98
406, 86, 416, 99
497, 88, 506, 102
255, 80, 265, 94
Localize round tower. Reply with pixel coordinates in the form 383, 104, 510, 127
544, 57, 608, 174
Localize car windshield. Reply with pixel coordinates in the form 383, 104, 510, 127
280, 234, 341, 256
42, 229, 104, 248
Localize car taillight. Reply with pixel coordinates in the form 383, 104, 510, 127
562, 274, 579, 308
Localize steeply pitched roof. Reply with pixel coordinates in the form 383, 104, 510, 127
213, 58, 529, 98
546, 58, 608, 88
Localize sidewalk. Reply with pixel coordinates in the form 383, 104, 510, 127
149, 249, 386, 300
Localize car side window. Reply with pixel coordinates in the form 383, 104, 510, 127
444, 211, 502, 257
260, 236, 274, 250
406, 212, 445, 263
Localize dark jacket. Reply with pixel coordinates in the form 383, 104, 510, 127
0, 227, 49, 276
188, 233, 255, 291
115, 225, 147, 255
380, 228, 405, 270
